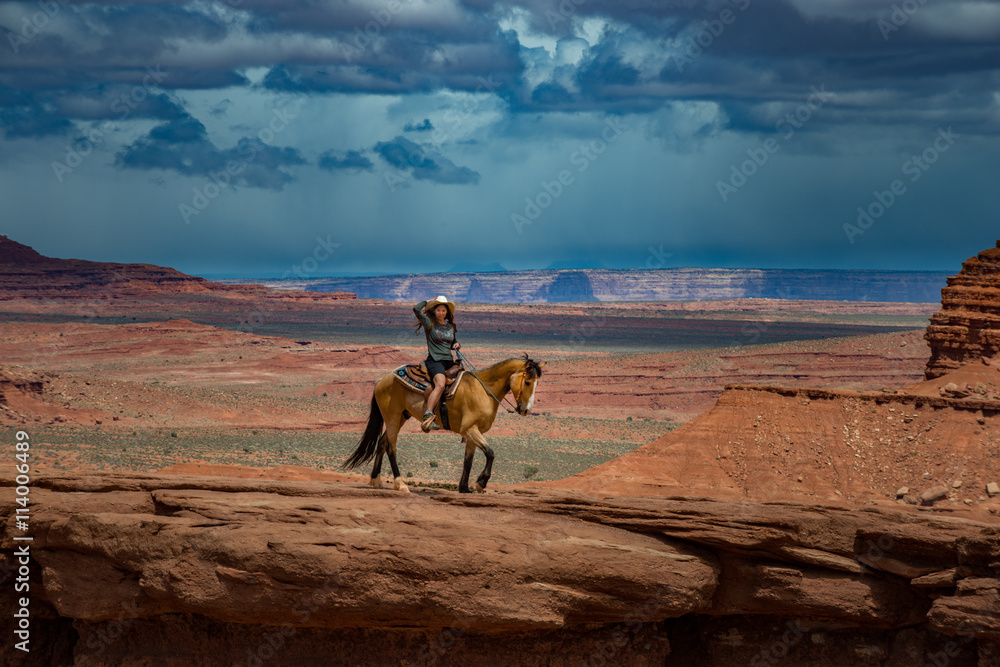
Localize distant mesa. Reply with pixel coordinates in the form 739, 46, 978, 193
0, 235, 355, 301
465, 276, 490, 302
542, 270, 595, 302
287, 267, 949, 303
925, 239, 1000, 378
544, 259, 608, 270
447, 262, 507, 273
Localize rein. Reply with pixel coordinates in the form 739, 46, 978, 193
455, 349, 519, 414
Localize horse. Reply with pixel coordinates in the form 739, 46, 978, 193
344, 353, 545, 493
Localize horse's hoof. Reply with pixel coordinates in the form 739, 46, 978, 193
393, 478, 410, 493
458, 487, 472, 494
369, 477, 384, 489
473, 482, 485, 493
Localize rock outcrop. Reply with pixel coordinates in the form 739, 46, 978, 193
926, 240, 1000, 378
2, 472, 999, 665
0, 235, 355, 301
535, 379, 1000, 507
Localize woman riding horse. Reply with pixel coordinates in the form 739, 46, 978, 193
344, 352, 546, 493
413, 295, 460, 432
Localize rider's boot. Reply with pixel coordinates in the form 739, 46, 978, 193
421, 410, 439, 432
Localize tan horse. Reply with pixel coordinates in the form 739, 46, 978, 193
344, 354, 545, 493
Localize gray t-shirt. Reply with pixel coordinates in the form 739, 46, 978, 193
414, 301, 458, 361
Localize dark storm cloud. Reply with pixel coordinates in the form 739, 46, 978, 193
318, 149, 374, 172
0, 99, 73, 138
1, 0, 998, 139
404, 118, 434, 132
258, 27, 523, 97
3, 2, 228, 66
0, 80, 194, 144
115, 116, 307, 190
487, 0, 1000, 128
373, 136, 479, 185
0, 67, 248, 95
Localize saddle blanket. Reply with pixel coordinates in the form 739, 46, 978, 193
392, 364, 465, 398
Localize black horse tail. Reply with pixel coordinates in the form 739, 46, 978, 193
344, 393, 384, 470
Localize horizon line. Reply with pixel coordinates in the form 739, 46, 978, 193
201, 266, 955, 281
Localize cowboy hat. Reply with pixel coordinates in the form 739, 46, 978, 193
423, 295, 455, 318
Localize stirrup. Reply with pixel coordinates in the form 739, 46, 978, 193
421, 411, 438, 432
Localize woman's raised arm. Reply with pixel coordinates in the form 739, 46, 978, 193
413, 300, 431, 328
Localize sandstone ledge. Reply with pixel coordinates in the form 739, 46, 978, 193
2, 472, 999, 665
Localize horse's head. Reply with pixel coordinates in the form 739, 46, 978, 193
510, 353, 545, 415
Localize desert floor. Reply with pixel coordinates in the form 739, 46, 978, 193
0, 296, 936, 489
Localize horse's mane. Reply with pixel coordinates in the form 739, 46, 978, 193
491, 353, 543, 378
521, 352, 544, 378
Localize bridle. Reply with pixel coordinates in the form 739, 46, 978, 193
455, 349, 526, 414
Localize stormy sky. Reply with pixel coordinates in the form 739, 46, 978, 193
1, 0, 998, 277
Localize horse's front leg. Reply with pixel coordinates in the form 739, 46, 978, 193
466, 427, 494, 493
458, 435, 475, 493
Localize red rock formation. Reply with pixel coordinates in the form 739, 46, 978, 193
535, 380, 1000, 506
0, 235, 355, 301
925, 240, 1000, 378
1, 472, 998, 665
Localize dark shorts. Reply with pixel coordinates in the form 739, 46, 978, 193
424, 357, 455, 379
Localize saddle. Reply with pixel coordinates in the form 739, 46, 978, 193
392, 362, 465, 397
392, 362, 466, 431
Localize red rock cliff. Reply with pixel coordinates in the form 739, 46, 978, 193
0, 235, 355, 301
925, 240, 1000, 378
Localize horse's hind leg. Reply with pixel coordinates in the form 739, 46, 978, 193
369, 433, 386, 488
466, 427, 494, 493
